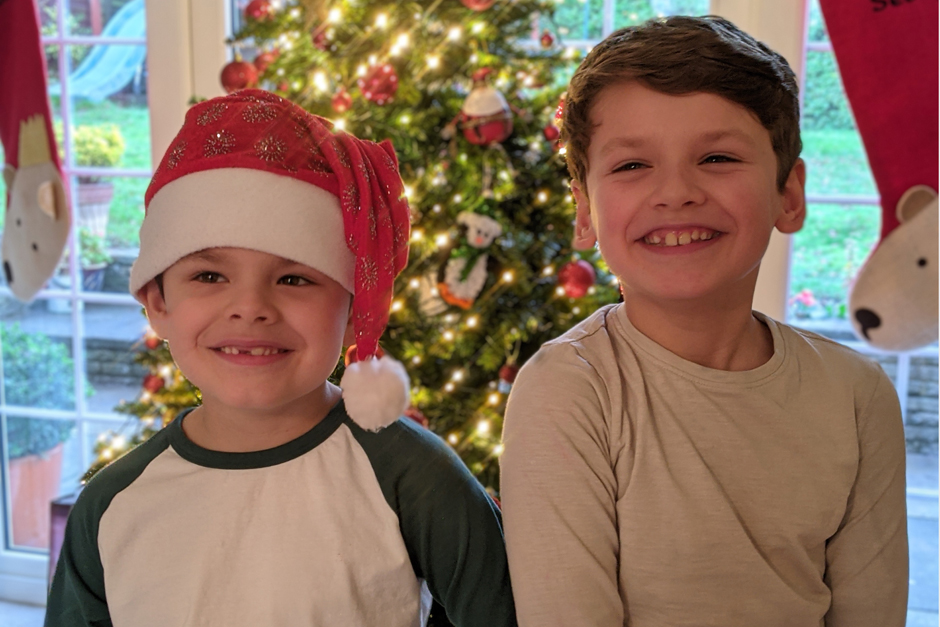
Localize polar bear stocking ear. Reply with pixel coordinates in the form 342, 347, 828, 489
3, 165, 14, 189
897, 185, 937, 224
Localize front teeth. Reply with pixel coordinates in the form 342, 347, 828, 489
644, 230, 716, 246
220, 346, 282, 356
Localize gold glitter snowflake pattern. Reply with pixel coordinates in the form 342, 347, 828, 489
358, 258, 379, 291
197, 103, 228, 126
368, 212, 378, 240
242, 102, 279, 124
342, 183, 360, 213
336, 148, 351, 169
204, 130, 236, 157
254, 135, 288, 163
166, 140, 187, 169
357, 161, 372, 182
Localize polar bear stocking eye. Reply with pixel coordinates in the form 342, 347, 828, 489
918, 258, 928, 267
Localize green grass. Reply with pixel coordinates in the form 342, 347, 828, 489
802, 129, 877, 197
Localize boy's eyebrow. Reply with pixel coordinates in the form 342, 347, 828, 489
597, 129, 758, 158
695, 129, 757, 145
596, 136, 647, 156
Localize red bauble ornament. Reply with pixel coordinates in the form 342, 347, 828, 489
331, 88, 353, 113
253, 50, 278, 74
220, 58, 258, 93
554, 93, 566, 124
540, 30, 554, 48
460, 68, 513, 145
461, 0, 496, 9
344, 343, 386, 366
358, 64, 399, 105
499, 363, 519, 384
404, 406, 429, 429
498, 363, 519, 393
543, 123, 560, 141
558, 260, 596, 299
244, 0, 272, 21
143, 374, 164, 394
144, 336, 161, 350
311, 28, 329, 50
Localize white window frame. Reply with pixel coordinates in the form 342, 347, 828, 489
0, 0, 228, 606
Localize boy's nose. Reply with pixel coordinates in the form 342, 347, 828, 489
651, 166, 706, 210
226, 289, 277, 323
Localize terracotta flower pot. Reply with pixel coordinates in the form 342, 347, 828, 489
9, 443, 65, 548
76, 181, 114, 239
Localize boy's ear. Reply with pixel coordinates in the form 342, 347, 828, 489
775, 158, 807, 235
571, 180, 598, 250
140, 280, 170, 339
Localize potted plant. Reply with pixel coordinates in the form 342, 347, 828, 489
2, 324, 76, 548
78, 227, 112, 291
73, 124, 125, 239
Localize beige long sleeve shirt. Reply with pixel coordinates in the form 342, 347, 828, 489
501, 304, 908, 627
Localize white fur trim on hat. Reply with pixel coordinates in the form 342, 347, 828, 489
129, 168, 355, 299
340, 355, 410, 432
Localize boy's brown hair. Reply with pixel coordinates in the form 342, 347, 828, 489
562, 15, 802, 191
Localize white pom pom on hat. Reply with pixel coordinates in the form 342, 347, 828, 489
340, 355, 410, 432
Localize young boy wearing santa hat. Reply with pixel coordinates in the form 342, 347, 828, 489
45, 90, 516, 627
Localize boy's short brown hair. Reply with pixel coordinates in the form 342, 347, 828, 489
562, 15, 801, 191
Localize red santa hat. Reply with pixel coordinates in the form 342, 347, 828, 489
130, 89, 411, 431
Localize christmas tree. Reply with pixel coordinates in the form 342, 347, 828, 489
89, 0, 619, 491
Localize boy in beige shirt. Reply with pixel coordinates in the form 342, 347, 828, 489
501, 16, 908, 627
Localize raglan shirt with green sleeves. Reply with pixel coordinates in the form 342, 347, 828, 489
45, 401, 516, 627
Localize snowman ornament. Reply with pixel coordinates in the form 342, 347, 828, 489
437, 210, 503, 310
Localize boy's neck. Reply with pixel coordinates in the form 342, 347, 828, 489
183, 382, 343, 453
623, 290, 774, 372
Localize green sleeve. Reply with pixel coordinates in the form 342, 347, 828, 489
348, 417, 517, 627
44, 485, 111, 627
45, 429, 172, 627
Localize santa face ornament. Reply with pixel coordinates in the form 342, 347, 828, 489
2, 119, 70, 301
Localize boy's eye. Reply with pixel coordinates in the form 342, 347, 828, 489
701, 154, 737, 164
194, 271, 225, 283
613, 161, 646, 173
279, 275, 313, 286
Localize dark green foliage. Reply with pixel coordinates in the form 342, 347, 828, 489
1, 324, 75, 458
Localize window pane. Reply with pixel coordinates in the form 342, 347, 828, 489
39, 0, 59, 36
615, 0, 710, 30
788, 203, 880, 322
806, 0, 829, 43
67, 0, 145, 38
63, 44, 149, 146
84, 303, 149, 414
551, 0, 605, 40
801, 50, 877, 197
2, 415, 76, 550
69, 174, 147, 286
0, 318, 77, 411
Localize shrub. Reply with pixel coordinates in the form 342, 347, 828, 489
73, 124, 125, 183
2, 324, 76, 458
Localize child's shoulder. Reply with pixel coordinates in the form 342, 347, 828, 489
774, 318, 888, 381
517, 304, 624, 382
69, 424, 175, 528
342, 413, 496, 517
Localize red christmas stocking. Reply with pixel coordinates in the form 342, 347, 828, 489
0, 0, 71, 302
820, 0, 939, 351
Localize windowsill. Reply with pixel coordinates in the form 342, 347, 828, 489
787, 318, 940, 358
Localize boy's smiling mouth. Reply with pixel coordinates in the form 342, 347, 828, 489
216, 346, 289, 356
641, 227, 722, 247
